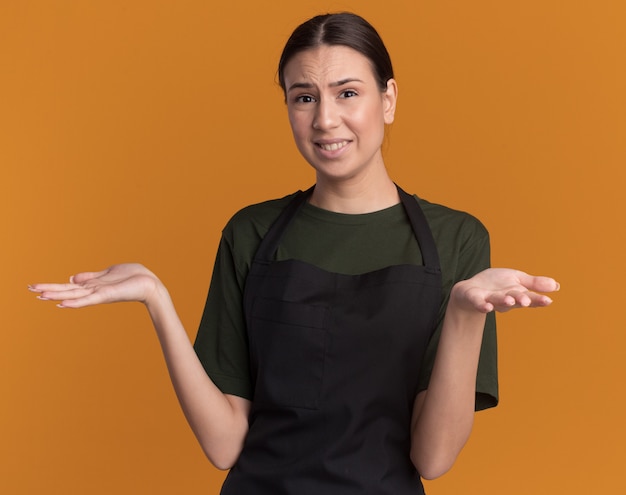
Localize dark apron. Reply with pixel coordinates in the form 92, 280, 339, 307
221, 185, 442, 495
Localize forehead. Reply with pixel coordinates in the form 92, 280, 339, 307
283, 45, 376, 85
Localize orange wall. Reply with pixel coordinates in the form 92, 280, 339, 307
2, 1, 624, 494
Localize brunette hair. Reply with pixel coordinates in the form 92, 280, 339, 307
277, 12, 394, 93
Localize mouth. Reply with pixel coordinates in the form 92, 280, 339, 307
316, 140, 350, 152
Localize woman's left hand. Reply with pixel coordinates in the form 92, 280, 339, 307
450, 268, 559, 314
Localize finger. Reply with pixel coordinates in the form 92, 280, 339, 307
464, 288, 498, 313
38, 287, 94, 301
482, 291, 522, 313
525, 291, 553, 307
516, 273, 560, 293
505, 290, 532, 308
70, 269, 109, 284
488, 290, 553, 312
29, 282, 80, 293
505, 290, 553, 308
58, 291, 111, 308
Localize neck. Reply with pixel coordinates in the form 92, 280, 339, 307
309, 170, 400, 214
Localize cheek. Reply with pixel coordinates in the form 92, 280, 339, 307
288, 112, 309, 141
352, 104, 385, 135
287, 115, 311, 157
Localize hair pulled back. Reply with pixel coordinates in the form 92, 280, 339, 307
278, 12, 394, 93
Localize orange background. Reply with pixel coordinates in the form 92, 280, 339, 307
2, 1, 624, 494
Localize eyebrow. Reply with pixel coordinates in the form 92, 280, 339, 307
286, 78, 364, 93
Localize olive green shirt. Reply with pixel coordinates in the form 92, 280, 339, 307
194, 190, 498, 411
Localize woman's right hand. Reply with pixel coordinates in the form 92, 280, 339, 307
28, 263, 162, 308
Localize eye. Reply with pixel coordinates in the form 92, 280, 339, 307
294, 94, 317, 104
339, 89, 358, 99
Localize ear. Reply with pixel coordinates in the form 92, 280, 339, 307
382, 78, 398, 125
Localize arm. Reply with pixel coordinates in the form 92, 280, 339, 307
410, 268, 559, 479
29, 263, 250, 470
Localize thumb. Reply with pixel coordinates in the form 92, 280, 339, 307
70, 269, 109, 285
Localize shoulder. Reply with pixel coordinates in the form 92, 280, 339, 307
222, 191, 300, 248
411, 195, 492, 279
414, 195, 490, 247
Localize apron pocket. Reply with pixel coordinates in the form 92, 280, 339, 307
249, 297, 329, 410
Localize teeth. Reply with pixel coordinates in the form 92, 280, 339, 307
319, 141, 348, 151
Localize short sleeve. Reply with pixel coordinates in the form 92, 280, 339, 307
193, 236, 253, 399
416, 210, 498, 411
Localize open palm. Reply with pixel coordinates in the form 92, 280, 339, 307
452, 268, 559, 314
29, 263, 160, 308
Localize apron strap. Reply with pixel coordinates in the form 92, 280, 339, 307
396, 185, 441, 274
253, 186, 314, 263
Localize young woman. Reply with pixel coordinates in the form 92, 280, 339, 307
29, 12, 559, 495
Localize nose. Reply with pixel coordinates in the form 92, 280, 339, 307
313, 98, 340, 130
